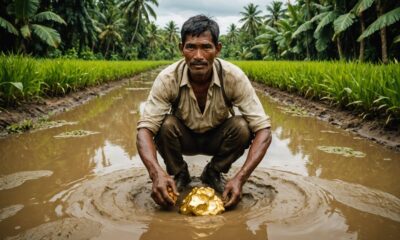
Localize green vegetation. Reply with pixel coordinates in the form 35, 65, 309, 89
54, 130, 100, 138
0, 55, 169, 105
1, 0, 399, 62
317, 146, 366, 158
235, 61, 400, 123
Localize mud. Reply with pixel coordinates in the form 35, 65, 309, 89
7, 166, 399, 239
0, 170, 53, 191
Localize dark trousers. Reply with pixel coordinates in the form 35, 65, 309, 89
154, 115, 252, 175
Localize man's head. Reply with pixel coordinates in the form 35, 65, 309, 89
179, 15, 222, 80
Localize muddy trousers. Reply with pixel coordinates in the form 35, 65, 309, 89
154, 115, 252, 175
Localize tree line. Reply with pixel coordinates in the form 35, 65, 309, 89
1, 0, 399, 63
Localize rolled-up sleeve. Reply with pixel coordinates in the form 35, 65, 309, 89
229, 68, 271, 132
137, 75, 173, 134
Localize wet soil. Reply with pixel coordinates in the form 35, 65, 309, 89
253, 83, 400, 152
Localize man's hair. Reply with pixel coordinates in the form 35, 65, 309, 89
181, 15, 220, 46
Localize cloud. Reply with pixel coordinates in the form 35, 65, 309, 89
154, 0, 279, 34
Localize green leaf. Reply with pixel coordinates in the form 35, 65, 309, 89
394, 34, 400, 43
14, 0, 39, 19
20, 24, 31, 38
33, 11, 66, 25
10, 82, 24, 92
358, 7, 400, 41
334, 13, 356, 34
344, 87, 352, 94
314, 11, 338, 38
0, 16, 18, 35
31, 24, 61, 48
354, 0, 375, 14
293, 20, 314, 38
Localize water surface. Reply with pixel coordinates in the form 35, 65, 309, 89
0, 68, 399, 239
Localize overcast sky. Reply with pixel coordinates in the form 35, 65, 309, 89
153, 0, 281, 35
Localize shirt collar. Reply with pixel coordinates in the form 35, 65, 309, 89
180, 61, 221, 88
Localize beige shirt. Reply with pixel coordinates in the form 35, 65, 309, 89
137, 58, 271, 134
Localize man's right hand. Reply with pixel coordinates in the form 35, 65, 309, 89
151, 171, 179, 207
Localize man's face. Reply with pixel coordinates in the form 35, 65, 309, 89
179, 31, 222, 79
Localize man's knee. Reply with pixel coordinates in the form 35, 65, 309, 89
227, 116, 251, 146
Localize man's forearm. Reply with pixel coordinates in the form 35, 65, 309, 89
235, 128, 272, 182
136, 128, 165, 180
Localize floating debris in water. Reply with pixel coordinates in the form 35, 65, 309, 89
125, 87, 151, 91
54, 130, 99, 138
317, 146, 366, 158
383, 158, 392, 161
129, 110, 138, 115
0, 204, 24, 222
279, 105, 309, 117
180, 187, 225, 216
35, 120, 77, 130
112, 96, 123, 100
320, 130, 339, 134
0, 170, 53, 190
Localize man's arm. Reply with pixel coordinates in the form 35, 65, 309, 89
222, 127, 272, 208
136, 128, 178, 207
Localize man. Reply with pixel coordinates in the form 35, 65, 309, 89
136, 15, 272, 208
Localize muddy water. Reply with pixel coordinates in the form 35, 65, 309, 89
0, 68, 399, 240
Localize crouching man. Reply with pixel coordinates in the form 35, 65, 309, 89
136, 15, 272, 208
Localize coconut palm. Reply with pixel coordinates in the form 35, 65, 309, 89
240, 3, 263, 38
146, 22, 162, 58
226, 24, 239, 44
97, 7, 125, 57
118, 0, 158, 43
265, 1, 285, 27
0, 0, 66, 50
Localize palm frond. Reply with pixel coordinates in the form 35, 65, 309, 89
358, 7, 400, 41
314, 11, 338, 38
334, 13, 356, 34
33, 11, 66, 25
20, 24, 31, 38
31, 24, 61, 48
0, 16, 19, 35
14, 0, 39, 19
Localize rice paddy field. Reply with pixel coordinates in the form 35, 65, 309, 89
1, 56, 399, 124
235, 61, 400, 123
0, 55, 169, 105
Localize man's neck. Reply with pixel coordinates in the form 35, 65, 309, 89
188, 69, 213, 87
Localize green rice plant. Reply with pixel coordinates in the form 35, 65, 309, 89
0, 55, 170, 105
234, 61, 400, 124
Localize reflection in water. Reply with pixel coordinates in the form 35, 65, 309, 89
0, 69, 399, 239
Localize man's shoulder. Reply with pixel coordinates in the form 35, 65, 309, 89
218, 59, 245, 77
157, 59, 185, 80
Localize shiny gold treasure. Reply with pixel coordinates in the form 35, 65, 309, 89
179, 187, 225, 216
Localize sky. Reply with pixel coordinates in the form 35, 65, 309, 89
153, 0, 280, 35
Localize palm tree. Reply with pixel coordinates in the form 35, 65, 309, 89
0, 0, 66, 51
146, 22, 162, 58
226, 24, 239, 44
265, 1, 285, 27
118, 0, 158, 43
97, 7, 125, 57
239, 3, 263, 38
163, 20, 179, 59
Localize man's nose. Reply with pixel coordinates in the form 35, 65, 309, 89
194, 49, 204, 60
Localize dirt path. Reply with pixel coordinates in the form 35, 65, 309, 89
0, 72, 399, 151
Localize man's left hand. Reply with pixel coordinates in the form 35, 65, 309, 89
222, 176, 244, 208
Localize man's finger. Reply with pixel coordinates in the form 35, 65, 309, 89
161, 188, 175, 206
152, 191, 166, 206
224, 192, 240, 208
169, 181, 179, 196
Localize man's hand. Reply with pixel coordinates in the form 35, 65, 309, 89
222, 176, 244, 208
151, 171, 179, 207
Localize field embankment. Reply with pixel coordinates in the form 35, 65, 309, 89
235, 61, 400, 126
0, 55, 169, 105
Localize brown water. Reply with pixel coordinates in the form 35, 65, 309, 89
0, 69, 399, 240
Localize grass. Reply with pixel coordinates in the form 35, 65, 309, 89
0, 55, 169, 105
234, 61, 400, 124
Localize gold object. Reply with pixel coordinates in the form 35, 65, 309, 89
180, 187, 225, 216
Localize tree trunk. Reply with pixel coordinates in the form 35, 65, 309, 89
377, 0, 388, 64
336, 37, 344, 60
359, 12, 365, 62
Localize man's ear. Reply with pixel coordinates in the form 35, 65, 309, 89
216, 42, 222, 56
